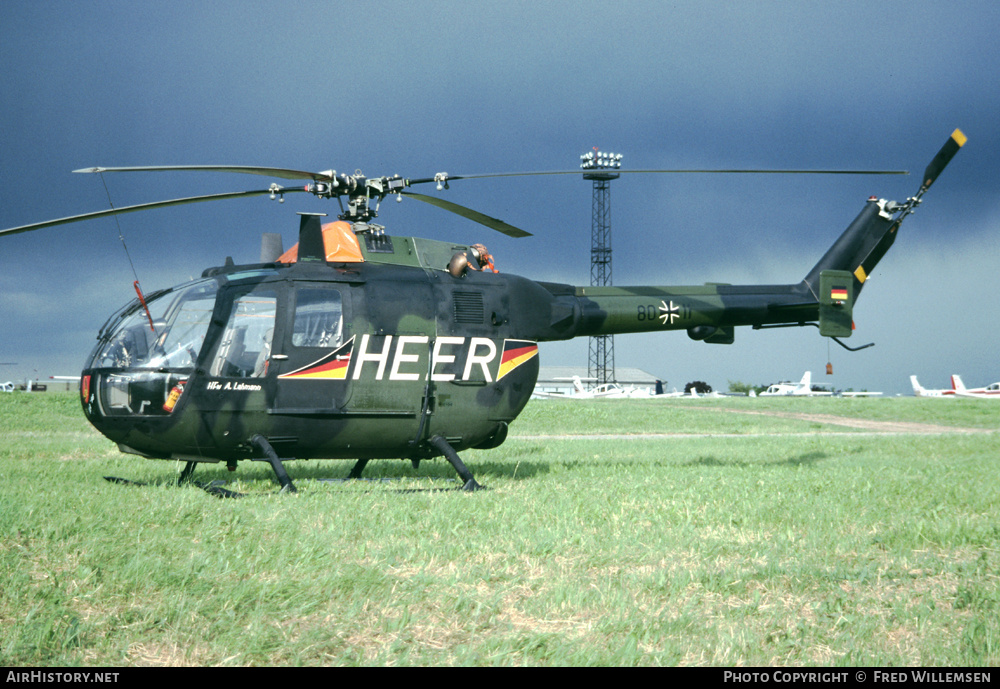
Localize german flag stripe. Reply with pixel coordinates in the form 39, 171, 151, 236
277, 336, 355, 380
279, 357, 351, 380
830, 288, 849, 300
497, 340, 538, 381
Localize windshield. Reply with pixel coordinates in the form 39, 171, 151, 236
90, 279, 219, 371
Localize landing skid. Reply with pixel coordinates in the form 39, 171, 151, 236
106, 434, 484, 496
346, 437, 483, 490
103, 471, 245, 498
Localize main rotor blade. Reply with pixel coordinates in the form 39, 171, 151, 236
0, 188, 306, 237
74, 165, 335, 182
74, 164, 908, 188
921, 129, 966, 190
401, 191, 532, 238
407, 168, 909, 185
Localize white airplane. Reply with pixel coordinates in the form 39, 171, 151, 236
575, 380, 670, 399
952, 375, 1000, 399
585, 382, 643, 398
655, 387, 692, 398
643, 386, 709, 399
759, 371, 833, 396
533, 376, 681, 400
532, 376, 617, 399
910, 375, 957, 398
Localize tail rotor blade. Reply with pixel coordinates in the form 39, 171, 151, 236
921, 128, 967, 190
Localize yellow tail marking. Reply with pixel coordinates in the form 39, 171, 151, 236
854, 265, 868, 283
952, 129, 967, 147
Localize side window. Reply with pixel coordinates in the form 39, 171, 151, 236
210, 290, 277, 377
292, 288, 343, 348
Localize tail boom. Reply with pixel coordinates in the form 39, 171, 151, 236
519, 130, 964, 347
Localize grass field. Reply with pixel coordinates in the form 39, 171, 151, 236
1, 392, 997, 666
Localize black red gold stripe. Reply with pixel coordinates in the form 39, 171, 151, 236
277, 337, 355, 380
496, 339, 538, 380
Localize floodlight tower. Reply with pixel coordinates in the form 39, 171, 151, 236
580, 149, 622, 386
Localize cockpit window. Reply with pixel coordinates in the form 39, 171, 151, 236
210, 290, 278, 378
88, 279, 220, 417
91, 280, 219, 371
291, 287, 343, 348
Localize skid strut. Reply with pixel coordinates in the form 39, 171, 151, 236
428, 435, 483, 491
178, 460, 197, 485
250, 435, 297, 493
347, 458, 369, 479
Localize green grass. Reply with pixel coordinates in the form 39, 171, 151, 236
1, 393, 998, 666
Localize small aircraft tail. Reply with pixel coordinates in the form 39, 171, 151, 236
910, 375, 926, 396
951, 375, 966, 392
798, 371, 812, 392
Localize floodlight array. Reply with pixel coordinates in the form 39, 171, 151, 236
580, 151, 623, 170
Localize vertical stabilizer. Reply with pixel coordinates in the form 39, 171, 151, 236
798, 371, 812, 392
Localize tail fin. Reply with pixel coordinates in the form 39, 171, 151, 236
798, 371, 812, 391
803, 129, 966, 303
911, 375, 925, 396
952, 375, 966, 392
802, 199, 896, 302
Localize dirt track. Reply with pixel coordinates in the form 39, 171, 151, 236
517, 407, 994, 439
696, 407, 992, 435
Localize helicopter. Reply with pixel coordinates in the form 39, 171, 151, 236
0, 130, 966, 494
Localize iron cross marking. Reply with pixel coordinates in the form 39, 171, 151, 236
659, 300, 680, 325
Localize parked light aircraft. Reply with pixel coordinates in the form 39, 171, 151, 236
532, 376, 597, 399
760, 371, 832, 396
532, 376, 704, 399
910, 375, 957, 397
952, 375, 1000, 399
840, 390, 883, 397
533, 376, 661, 399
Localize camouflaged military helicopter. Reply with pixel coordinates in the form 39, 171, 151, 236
0, 130, 965, 493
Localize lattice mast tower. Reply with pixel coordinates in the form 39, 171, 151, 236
580, 149, 622, 386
